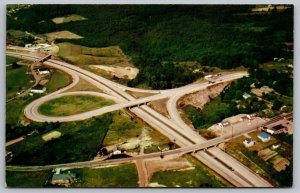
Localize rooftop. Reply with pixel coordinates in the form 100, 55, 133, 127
258, 132, 270, 139
31, 84, 44, 90
271, 124, 286, 131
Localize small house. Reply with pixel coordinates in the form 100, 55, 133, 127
243, 93, 251, 99
51, 171, 76, 185
240, 116, 250, 122
30, 84, 46, 93
37, 67, 50, 75
272, 144, 281, 149
221, 121, 230, 127
257, 132, 271, 142
243, 138, 255, 147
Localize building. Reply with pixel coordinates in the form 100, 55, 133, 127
217, 121, 230, 128
243, 93, 251, 99
30, 84, 47, 93
257, 132, 271, 142
243, 138, 255, 147
272, 144, 281, 149
266, 124, 287, 134
37, 67, 50, 75
51, 171, 76, 185
240, 115, 250, 122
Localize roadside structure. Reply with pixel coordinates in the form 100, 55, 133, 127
51, 171, 76, 186
257, 132, 271, 142
30, 84, 46, 93
266, 124, 287, 134
37, 67, 50, 75
243, 138, 255, 147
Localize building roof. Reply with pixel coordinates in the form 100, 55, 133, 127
271, 124, 286, 131
38, 67, 50, 72
258, 132, 270, 139
221, 121, 230, 126
244, 138, 253, 143
240, 116, 249, 120
52, 173, 76, 181
31, 84, 44, 90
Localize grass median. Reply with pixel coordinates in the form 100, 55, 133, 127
39, 95, 115, 116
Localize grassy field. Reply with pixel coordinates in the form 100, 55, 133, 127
45, 70, 70, 93
6, 66, 32, 99
65, 78, 103, 92
150, 155, 230, 187
70, 164, 138, 187
7, 114, 113, 165
6, 95, 39, 126
39, 95, 114, 116
103, 112, 144, 146
6, 170, 51, 188
6, 55, 21, 64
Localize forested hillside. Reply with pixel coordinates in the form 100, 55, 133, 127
7, 5, 293, 89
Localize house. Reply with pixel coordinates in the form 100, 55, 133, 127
204, 75, 212, 79
37, 67, 50, 75
266, 124, 287, 134
243, 93, 251, 99
257, 132, 271, 142
51, 171, 76, 185
272, 144, 281, 149
218, 121, 230, 128
240, 116, 250, 122
243, 138, 255, 147
30, 85, 47, 93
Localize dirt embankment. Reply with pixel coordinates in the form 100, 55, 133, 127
178, 82, 231, 109
145, 156, 194, 181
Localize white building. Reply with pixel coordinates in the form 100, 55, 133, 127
30, 85, 47, 93
243, 138, 255, 147
37, 68, 50, 75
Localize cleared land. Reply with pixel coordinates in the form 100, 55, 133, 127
6, 170, 51, 188
65, 78, 103, 92
103, 112, 170, 152
42, 131, 62, 141
45, 69, 70, 93
57, 43, 134, 67
52, 14, 86, 24
39, 95, 114, 116
150, 155, 229, 187
70, 164, 138, 187
45, 31, 83, 41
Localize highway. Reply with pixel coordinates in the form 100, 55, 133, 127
7, 48, 272, 187
6, 113, 288, 173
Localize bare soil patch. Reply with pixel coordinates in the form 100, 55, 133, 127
52, 14, 87, 24
145, 156, 194, 180
149, 98, 170, 117
178, 82, 231, 109
90, 65, 139, 80
45, 31, 83, 41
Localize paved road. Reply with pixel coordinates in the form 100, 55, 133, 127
6, 49, 272, 187
6, 113, 287, 173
